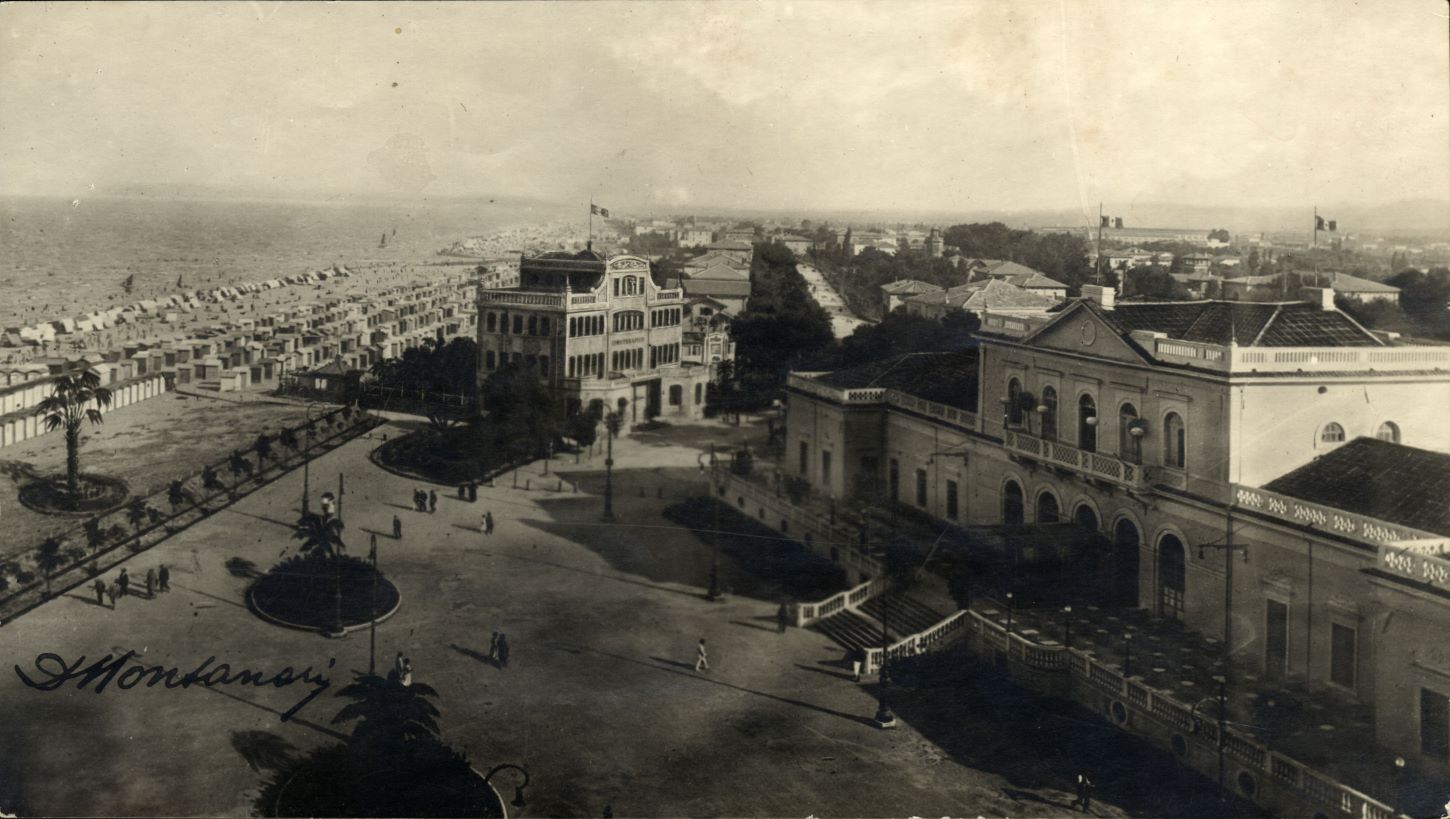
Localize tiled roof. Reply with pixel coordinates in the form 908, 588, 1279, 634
678, 279, 752, 298
1263, 438, 1450, 538
881, 279, 944, 295
1006, 272, 1069, 290
813, 351, 979, 411
910, 279, 1059, 311
685, 263, 750, 282
1331, 272, 1400, 294
1098, 301, 1382, 347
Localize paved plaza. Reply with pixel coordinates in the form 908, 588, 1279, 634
0, 416, 1193, 817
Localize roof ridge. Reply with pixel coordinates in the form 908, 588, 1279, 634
1248, 303, 1280, 347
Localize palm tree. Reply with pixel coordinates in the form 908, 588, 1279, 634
36, 368, 113, 499
227, 449, 252, 489
83, 517, 107, 555
279, 427, 300, 463
254, 432, 274, 474
331, 672, 442, 754
36, 536, 64, 597
167, 480, 192, 515
292, 512, 346, 560
126, 497, 150, 536
201, 465, 225, 495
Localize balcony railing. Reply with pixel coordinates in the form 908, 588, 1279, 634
1139, 334, 1450, 375
1003, 428, 1147, 489
478, 290, 563, 308
785, 373, 978, 430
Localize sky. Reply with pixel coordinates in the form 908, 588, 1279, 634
1, 1, 1447, 219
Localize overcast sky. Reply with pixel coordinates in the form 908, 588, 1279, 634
2, 1, 1446, 216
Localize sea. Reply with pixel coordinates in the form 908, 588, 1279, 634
0, 194, 568, 330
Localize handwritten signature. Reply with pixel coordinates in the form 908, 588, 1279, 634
14, 651, 335, 721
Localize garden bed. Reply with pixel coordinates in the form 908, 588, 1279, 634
371, 426, 514, 486
248, 553, 401, 633
17, 473, 130, 515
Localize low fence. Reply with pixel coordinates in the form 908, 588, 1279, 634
794, 576, 890, 628
0, 405, 383, 625
863, 609, 970, 676
961, 610, 1402, 819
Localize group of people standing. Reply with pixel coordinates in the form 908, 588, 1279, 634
92, 565, 169, 608
412, 487, 437, 513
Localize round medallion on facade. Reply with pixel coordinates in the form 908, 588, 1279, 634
1080, 320, 1096, 345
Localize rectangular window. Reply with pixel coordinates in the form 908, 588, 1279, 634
485, 350, 495, 369
512, 315, 523, 334
1423, 688, 1450, 761
527, 316, 537, 335
915, 469, 927, 507
889, 459, 899, 501
525, 355, 536, 371
539, 318, 550, 336
539, 355, 549, 376
822, 450, 832, 485
799, 441, 808, 474
1330, 623, 1356, 689
946, 480, 959, 520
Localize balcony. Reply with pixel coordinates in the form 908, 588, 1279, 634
1003, 428, 1148, 490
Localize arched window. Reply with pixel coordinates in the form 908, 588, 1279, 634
1321, 422, 1346, 445
1158, 534, 1186, 619
1078, 393, 1098, 453
1113, 519, 1141, 607
485, 312, 496, 332
1073, 504, 1099, 531
1007, 378, 1024, 426
1036, 490, 1060, 523
1119, 403, 1142, 463
1377, 421, 1400, 443
1040, 386, 1058, 441
1164, 412, 1186, 468
1002, 480, 1024, 525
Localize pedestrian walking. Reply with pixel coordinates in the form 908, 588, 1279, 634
412, 488, 422, 512
695, 638, 710, 672
158, 564, 170, 592
488, 631, 500, 662
428, 489, 437, 513
497, 634, 510, 668
457, 483, 467, 500
850, 647, 864, 682
481, 511, 490, 535
485, 511, 494, 535
393, 651, 406, 681
105, 583, 119, 608
93, 578, 107, 607
393, 515, 402, 539
401, 658, 413, 687
468, 480, 478, 502
1075, 773, 1094, 813
117, 568, 130, 598
776, 603, 789, 633
145, 568, 156, 597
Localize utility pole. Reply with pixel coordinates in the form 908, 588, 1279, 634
1096, 202, 1105, 285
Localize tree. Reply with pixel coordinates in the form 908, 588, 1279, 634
36, 367, 114, 499
1122, 266, 1191, 300
481, 362, 563, 459
331, 672, 443, 755
293, 512, 347, 561
36, 536, 64, 597
279, 427, 300, 463
167, 480, 192, 515
83, 517, 107, 555
254, 433, 274, 474
126, 497, 150, 536
228, 449, 252, 488
201, 465, 225, 494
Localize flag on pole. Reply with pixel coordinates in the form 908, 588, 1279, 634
1327, 220, 1337, 232
1114, 217, 1124, 229
1100, 215, 1124, 229
1315, 215, 1337, 232
591, 204, 610, 217
1100, 216, 1110, 227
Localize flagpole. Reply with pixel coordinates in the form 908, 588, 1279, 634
1313, 205, 1318, 249
589, 197, 594, 250
1096, 202, 1105, 286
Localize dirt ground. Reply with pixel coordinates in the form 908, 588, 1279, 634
0, 392, 313, 556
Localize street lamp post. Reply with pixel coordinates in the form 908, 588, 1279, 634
1005, 591, 1015, 636
1214, 674, 1228, 795
369, 533, 379, 676
706, 443, 722, 602
1393, 756, 1406, 817
483, 764, 531, 810
1123, 632, 1134, 678
1063, 605, 1073, 649
602, 408, 623, 521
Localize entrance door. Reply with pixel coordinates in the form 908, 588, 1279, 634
1113, 519, 1141, 607
1265, 600, 1289, 680
1422, 688, 1450, 761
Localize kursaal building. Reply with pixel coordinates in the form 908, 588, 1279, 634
783, 283, 1450, 778
476, 251, 717, 425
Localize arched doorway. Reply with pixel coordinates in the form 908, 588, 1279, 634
1036, 490, 1060, 523
1113, 518, 1141, 607
1078, 394, 1098, 452
1002, 480, 1024, 525
1073, 504, 1099, 531
1158, 534, 1186, 619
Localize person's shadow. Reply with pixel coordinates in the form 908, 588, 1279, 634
449, 643, 501, 669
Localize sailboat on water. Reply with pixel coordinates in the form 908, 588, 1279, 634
379, 232, 388, 248
121, 274, 135, 295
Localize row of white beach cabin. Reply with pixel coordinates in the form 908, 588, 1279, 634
0, 276, 476, 450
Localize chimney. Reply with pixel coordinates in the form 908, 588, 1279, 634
1081, 284, 1115, 310
1301, 286, 1335, 311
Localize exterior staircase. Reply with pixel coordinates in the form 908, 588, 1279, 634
859, 592, 944, 638
810, 609, 881, 653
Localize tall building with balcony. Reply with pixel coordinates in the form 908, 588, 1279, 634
475, 250, 712, 424
779, 283, 1450, 776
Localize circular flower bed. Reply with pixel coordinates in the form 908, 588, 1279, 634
18, 473, 130, 516
372, 426, 506, 485
265, 741, 504, 817
248, 553, 400, 633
